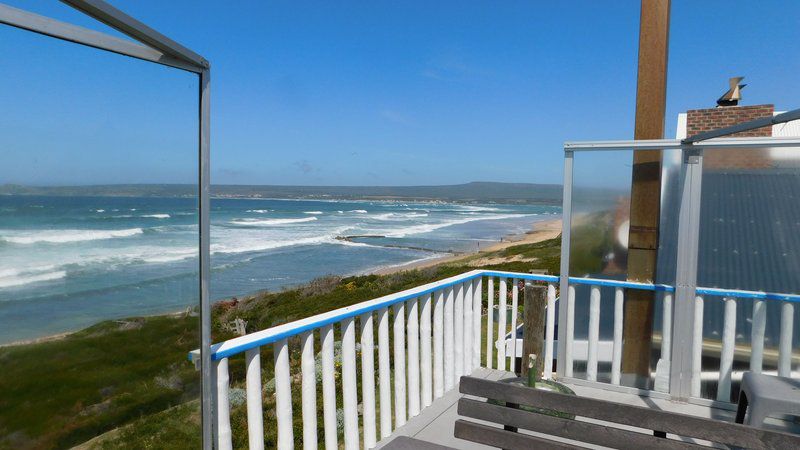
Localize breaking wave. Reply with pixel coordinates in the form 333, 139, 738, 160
229, 217, 318, 226
0, 228, 144, 245
0, 267, 67, 289
384, 214, 529, 237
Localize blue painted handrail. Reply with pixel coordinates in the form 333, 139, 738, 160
190, 269, 800, 362
695, 286, 800, 303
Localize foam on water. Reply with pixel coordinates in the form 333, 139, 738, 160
229, 217, 318, 226
0, 228, 143, 244
383, 213, 530, 237
141, 214, 171, 219
372, 212, 429, 221
0, 266, 66, 289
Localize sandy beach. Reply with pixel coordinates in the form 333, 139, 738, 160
374, 218, 562, 275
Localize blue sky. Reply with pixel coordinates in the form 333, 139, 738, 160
1, 1, 799, 187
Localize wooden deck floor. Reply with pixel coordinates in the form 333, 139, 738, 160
374, 367, 752, 449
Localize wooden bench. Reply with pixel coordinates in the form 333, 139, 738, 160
455, 376, 800, 449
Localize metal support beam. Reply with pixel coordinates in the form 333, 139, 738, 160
564, 136, 800, 152
199, 68, 213, 449
0, 3, 201, 73
556, 151, 574, 378
61, 0, 208, 69
669, 149, 703, 400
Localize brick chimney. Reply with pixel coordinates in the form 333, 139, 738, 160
685, 104, 774, 169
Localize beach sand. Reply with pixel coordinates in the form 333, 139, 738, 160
373, 218, 562, 275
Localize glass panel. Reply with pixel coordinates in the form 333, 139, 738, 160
696, 144, 800, 401
569, 150, 632, 279
568, 148, 683, 388
568, 150, 631, 382
0, 27, 200, 447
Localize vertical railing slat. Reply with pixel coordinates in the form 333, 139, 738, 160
274, 339, 294, 450
565, 285, 575, 378
215, 358, 233, 450
510, 279, 519, 373
420, 294, 433, 407
661, 293, 673, 363
486, 277, 495, 369
377, 307, 392, 439
717, 297, 736, 402
750, 299, 766, 374
407, 298, 421, 418
300, 333, 317, 450
341, 318, 359, 450
544, 282, 557, 380
587, 285, 601, 381
611, 287, 623, 385
472, 278, 482, 370
454, 283, 465, 379
691, 295, 704, 398
320, 324, 338, 450
433, 290, 445, 398
779, 301, 794, 377
444, 286, 455, 391
393, 302, 407, 427
497, 278, 507, 371
360, 313, 377, 448
463, 281, 474, 374
245, 349, 265, 450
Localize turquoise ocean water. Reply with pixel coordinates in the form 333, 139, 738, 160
0, 195, 559, 343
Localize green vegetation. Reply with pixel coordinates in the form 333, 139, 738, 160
0, 316, 199, 449
1, 231, 615, 449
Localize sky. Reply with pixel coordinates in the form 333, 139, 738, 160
1, 1, 799, 187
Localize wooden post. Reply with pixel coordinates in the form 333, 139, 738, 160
522, 283, 546, 379
623, 0, 671, 388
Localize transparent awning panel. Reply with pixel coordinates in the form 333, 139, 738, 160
0, 24, 201, 447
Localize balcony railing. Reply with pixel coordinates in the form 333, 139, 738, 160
191, 268, 800, 449
191, 269, 559, 449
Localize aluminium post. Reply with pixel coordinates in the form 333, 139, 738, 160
199, 67, 213, 449
556, 150, 574, 377
668, 147, 703, 400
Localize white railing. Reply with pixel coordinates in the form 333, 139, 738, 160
559, 277, 675, 387
189, 269, 559, 449
557, 277, 800, 402
691, 288, 800, 402
190, 268, 800, 448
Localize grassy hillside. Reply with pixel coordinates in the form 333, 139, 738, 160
0, 233, 592, 449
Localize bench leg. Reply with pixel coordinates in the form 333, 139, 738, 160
503, 402, 519, 433
735, 392, 748, 424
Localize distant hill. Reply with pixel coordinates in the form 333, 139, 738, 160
0, 181, 622, 205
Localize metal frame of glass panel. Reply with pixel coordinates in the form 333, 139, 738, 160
559, 127, 800, 402
0, 1, 214, 447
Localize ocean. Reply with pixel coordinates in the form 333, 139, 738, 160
0, 195, 559, 343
